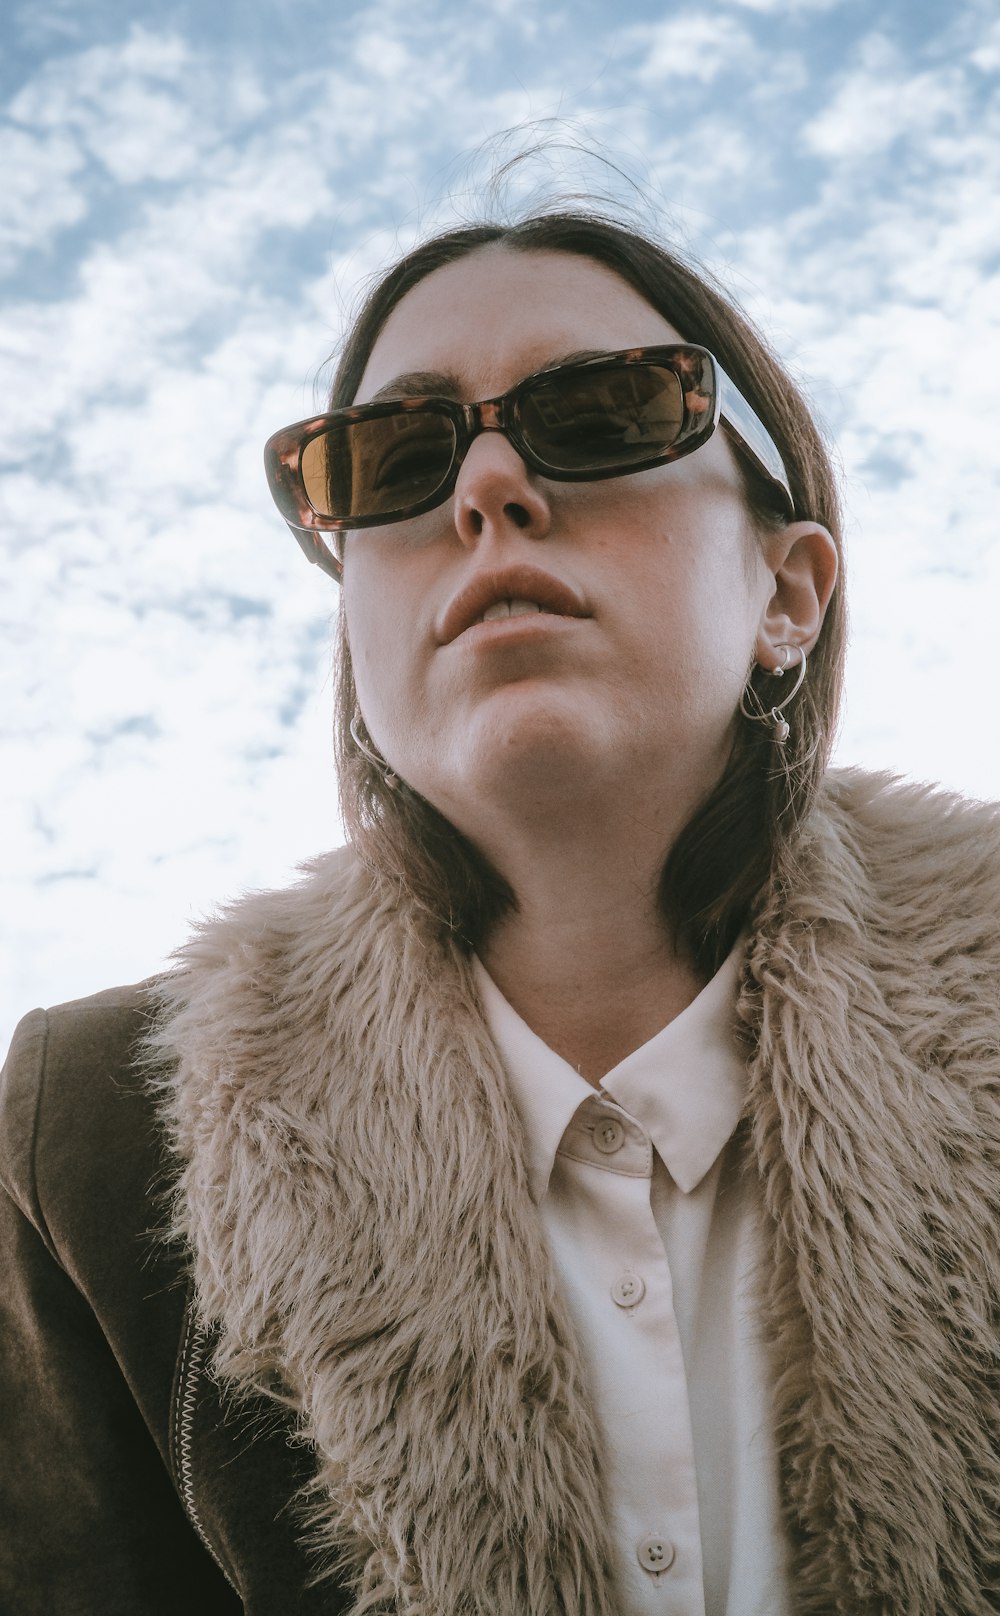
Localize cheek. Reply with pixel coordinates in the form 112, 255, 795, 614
623, 505, 766, 692
344, 574, 392, 713
343, 566, 425, 751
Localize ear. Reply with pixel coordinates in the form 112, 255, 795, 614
755, 520, 838, 670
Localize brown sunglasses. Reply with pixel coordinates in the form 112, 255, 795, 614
264, 344, 795, 581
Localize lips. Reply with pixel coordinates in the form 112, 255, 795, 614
436, 564, 590, 645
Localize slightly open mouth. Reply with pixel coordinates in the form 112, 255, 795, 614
476, 598, 547, 624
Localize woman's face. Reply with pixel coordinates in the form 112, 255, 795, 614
343, 245, 784, 848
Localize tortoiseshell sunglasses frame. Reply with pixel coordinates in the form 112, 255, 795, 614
263, 344, 796, 582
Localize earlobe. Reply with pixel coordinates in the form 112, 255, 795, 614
756, 520, 838, 666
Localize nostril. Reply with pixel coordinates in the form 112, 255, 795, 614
465, 503, 529, 534
505, 502, 531, 530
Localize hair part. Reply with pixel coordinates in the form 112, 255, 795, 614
331, 212, 846, 975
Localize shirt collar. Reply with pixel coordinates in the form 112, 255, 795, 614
473, 941, 747, 1202
473, 959, 595, 1204
599, 944, 747, 1193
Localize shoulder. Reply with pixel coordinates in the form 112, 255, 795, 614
0, 847, 370, 1257
153, 843, 366, 1001
754, 770, 1000, 1116
802, 768, 1000, 944
0, 847, 391, 1241
148, 843, 403, 1080
0, 982, 165, 1264
752, 769, 1000, 1089
821, 766, 1000, 867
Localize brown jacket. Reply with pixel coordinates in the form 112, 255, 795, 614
2, 770, 999, 1614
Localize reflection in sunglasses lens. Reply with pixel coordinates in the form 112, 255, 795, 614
522, 366, 685, 470
302, 414, 457, 521
358, 416, 455, 516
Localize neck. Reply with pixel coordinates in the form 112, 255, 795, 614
477, 815, 706, 1085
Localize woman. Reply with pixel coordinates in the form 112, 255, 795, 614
2, 212, 998, 1616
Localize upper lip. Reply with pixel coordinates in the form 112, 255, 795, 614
436, 564, 590, 645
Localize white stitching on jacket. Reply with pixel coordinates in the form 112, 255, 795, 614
174, 1301, 239, 1593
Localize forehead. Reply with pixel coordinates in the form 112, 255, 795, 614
354, 245, 685, 405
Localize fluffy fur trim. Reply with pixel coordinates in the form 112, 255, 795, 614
742, 771, 1000, 1614
150, 850, 614, 1614
152, 770, 1000, 1615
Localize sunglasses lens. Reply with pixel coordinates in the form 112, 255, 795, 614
520, 363, 687, 473
300, 410, 458, 522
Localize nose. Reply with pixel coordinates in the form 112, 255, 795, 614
452, 430, 551, 548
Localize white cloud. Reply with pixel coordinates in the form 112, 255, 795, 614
621, 14, 756, 84
726, 0, 845, 10
804, 33, 967, 159
0, 124, 86, 270
970, 23, 1000, 71
10, 29, 208, 179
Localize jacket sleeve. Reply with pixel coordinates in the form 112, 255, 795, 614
0, 994, 244, 1616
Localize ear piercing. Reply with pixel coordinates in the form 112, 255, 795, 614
739, 643, 807, 744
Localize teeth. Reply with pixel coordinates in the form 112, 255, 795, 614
480, 598, 543, 623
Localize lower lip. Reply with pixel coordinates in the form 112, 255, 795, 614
451, 612, 585, 648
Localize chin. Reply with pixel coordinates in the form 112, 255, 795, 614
425, 694, 614, 816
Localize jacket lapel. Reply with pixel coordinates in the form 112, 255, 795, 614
152, 848, 616, 1614
742, 772, 1000, 1614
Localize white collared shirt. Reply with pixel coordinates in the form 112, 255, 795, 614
473, 948, 789, 1616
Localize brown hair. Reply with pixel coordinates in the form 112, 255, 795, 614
330, 213, 846, 974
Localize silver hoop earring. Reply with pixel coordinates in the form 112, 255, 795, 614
739, 643, 807, 745
350, 711, 399, 789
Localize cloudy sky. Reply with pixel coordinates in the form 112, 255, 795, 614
3, 0, 999, 1047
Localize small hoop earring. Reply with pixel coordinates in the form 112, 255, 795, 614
350, 711, 399, 789
739, 643, 807, 745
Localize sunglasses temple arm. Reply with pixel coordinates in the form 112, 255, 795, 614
716, 366, 795, 519
289, 521, 343, 582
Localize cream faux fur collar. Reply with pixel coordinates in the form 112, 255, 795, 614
152, 770, 1000, 1616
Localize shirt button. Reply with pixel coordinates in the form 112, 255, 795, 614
610, 1273, 646, 1308
636, 1535, 676, 1574
592, 1117, 625, 1154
